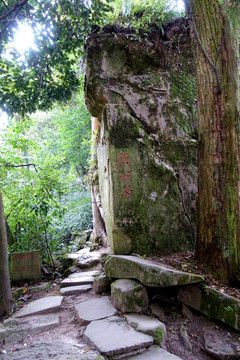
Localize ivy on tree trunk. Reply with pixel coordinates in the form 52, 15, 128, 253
187, 0, 240, 284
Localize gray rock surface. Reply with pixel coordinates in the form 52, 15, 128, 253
68, 270, 100, 278
181, 304, 194, 321
63, 265, 78, 277
66, 248, 101, 268
85, 31, 198, 256
179, 325, 192, 352
105, 256, 204, 287
60, 284, 92, 295
74, 296, 117, 325
77, 256, 100, 269
83, 316, 153, 357
60, 276, 94, 287
92, 274, 111, 294
125, 346, 182, 359
126, 314, 166, 346
0, 341, 103, 360
13, 296, 63, 318
0, 314, 60, 343
204, 329, 240, 359
150, 303, 166, 322
111, 279, 148, 313
178, 284, 240, 331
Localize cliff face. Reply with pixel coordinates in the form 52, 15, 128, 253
85, 22, 198, 255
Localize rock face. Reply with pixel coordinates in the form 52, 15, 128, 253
85, 24, 197, 255
105, 255, 204, 287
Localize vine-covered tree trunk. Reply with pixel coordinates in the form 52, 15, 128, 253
0, 191, 13, 316
188, 0, 240, 284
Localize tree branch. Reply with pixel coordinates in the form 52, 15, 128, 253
0, 0, 28, 22
0, 163, 38, 168
0, 0, 9, 10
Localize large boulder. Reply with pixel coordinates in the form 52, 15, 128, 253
85, 24, 198, 256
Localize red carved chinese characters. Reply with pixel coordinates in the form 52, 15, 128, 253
118, 153, 133, 197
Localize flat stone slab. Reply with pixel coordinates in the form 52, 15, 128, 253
60, 284, 92, 295
125, 314, 166, 346
204, 329, 240, 359
68, 270, 100, 278
125, 346, 182, 359
74, 296, 117, 324
14, 296, 63, 318
0, 341, 103, 360
0, 314, 60, 342
60, 276, 94, 287
105, 255, 204, 287
83, 316, 153, 357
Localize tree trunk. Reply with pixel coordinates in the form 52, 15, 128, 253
0, 191, 13, 317
6, 221, 14, 246
187, 0, 240, 284
91, 117, 108, 246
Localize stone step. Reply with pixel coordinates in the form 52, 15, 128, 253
74, 296, 117, 325
60, 284, 92, 295
68, 270, 100, 278
125, 314, 166, 346
105, 255, 204, 287
83, 316, 153, 357
60, 276, 94, 287
0, 315, 60, 343
13, 296, 64, 318
125, 346, 182, 359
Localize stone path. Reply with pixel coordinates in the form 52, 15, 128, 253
1, 249, 240, 360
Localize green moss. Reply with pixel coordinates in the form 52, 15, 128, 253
201, 286, 240, 330
154, 328, 166, 345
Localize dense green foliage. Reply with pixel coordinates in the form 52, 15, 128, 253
109, 0, 183, 32
0, 93, 92, 266
0, 0, 111, 116
0, 1, 184, 116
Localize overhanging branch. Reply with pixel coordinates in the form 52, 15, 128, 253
0, 0, 28, 22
